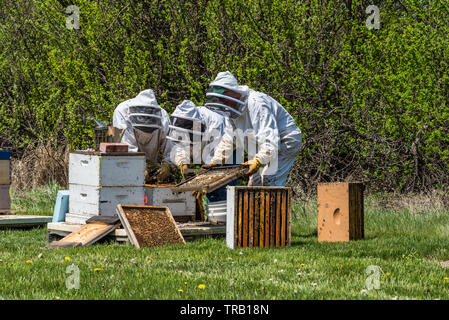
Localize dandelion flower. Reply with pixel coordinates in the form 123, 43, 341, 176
198, 284, 206, 290
65, 257, 71, 261
26, 260, 32, 264
184, 281, 188, 285
386, 272, 391, 276
300, 263, 305, 267
444, 277, 449, 281
178, 289, 184, 293
93, 268, 102, 272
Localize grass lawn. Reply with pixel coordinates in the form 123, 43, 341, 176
1, 185, 449, 299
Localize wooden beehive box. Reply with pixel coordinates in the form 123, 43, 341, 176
116, 205, 185, 248
0, 185, 10, 212
0, 160, 10, 185
226, 186, 291, 249
317, 182, 364, 242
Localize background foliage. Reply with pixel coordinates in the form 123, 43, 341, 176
0, 0, 448, 193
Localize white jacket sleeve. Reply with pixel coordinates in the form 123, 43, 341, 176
251, 103, 279, 166
210, 119, 235, 164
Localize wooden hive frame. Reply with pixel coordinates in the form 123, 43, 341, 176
116, 204, 185, 248
226, 186, 291, 249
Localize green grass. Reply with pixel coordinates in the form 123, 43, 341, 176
1, 186, 449, 299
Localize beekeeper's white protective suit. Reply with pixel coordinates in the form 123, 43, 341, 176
207, 71, 302, 186
165, 100, 225, 166
112, 89, 170, 164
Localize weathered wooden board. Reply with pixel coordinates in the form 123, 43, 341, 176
116, 205, 185, 248
47, 216, 120, 249
226, 186, 291, 249
99, 142, 128, 153
0, 215, 52, 228
47, 221, 225, 243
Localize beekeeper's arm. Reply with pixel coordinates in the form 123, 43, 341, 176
243, 103, 279, 174
209, 118, 235, 165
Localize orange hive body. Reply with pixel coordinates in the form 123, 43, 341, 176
317, 182, 364, 242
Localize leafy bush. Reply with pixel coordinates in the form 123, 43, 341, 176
0, 0, 448, 193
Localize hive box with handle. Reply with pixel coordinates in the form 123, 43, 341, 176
317, 182, 364, 242
66, 151, 146, 224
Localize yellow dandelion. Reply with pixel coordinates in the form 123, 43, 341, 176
386, 272, 391, 276
65, 256, 71, 261
184, 281, 188, 285
26, 260, 32, 264
198, 284, 205, 290
300, 263, 305, 267
93, 268, 102, 272
444, 277, 449, 281
178, 289, 184, 293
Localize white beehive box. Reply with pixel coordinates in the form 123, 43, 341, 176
67, 151, 146, 224
0, 160, 10, 185
145, 185, 195, 218
69, 152, 145, 187
0, 184, 10, 210
69, 184, 145, 216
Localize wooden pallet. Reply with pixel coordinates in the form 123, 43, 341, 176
47, 221, 225, 243
0, 215, 52, 228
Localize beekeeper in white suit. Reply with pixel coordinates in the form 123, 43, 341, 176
205, 71, 302, 186
112, 89, 172, 182
165, 100, 225, 176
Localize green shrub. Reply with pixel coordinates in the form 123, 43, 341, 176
0, 0, 448, 193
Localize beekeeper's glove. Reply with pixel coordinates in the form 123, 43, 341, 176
179, 164, 189, 177
243, 158, 262, 175
156, 161, 172, 181
202, 161, 219, 169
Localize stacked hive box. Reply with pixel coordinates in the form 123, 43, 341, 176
65, 151, 146, 224
0, 150, 11, 213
